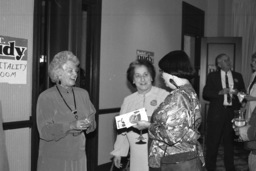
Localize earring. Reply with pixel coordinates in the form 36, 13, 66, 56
58, 80, 61, 85
169, 78, 179, 88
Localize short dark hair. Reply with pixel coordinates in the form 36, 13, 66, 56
159, 50, 195, 80
127, 59, 156, 87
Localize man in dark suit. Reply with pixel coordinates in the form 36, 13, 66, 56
203, 53, 246, 171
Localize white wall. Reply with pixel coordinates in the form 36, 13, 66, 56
0, 0, 34, 170
204, 0, 234, 37
205, 0, 220, 36
98, 0, 207, 165
100, 0, 181, 110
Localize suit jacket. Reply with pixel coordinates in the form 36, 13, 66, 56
203, 70, 245, 122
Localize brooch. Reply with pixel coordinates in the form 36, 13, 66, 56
150, 100, 157, 106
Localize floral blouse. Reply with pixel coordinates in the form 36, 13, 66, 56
148, 84, 204, 168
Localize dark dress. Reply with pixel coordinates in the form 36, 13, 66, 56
36, 85, 96, 171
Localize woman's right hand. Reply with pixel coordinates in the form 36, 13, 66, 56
133, 120, 150, 130
233, 125, 250, 141
232, 122, 240, 136
69, 119, 90, 131
113, 156, 122, 168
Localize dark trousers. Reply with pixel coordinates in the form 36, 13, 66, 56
205, 107, 235, 171
150, 160, 205, 171
150, 167, 161, 171
161, 157, 203, 171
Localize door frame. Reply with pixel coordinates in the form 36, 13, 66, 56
82, 0, 102, 171
182, 1, 205, 95
32, 0, 102, 171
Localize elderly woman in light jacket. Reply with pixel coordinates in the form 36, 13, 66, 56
111, 59, 169, 171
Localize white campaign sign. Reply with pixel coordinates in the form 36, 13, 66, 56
0, 59, 27, 84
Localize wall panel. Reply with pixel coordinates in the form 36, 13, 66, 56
5, 128, 31, 171
0, 1, 34, 171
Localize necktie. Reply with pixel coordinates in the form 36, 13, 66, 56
225, 72, 231, 103
249, 76, 256, 93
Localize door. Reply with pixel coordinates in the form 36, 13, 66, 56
33, 0, 102, 170
199, 37, 242, 148
182, 2, 205, 95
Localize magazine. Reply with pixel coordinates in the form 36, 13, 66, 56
115, 108, 148, 129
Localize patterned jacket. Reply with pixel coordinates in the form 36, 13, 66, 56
148, 84, 204, 168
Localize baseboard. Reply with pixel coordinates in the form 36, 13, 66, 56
97, 162, 112, 171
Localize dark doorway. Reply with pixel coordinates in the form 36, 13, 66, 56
182, 2, 205, 96
181, 1, 205, 147
32, 0, 101, 171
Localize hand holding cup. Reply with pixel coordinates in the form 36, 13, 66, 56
232, 110, 247, 142
70, 118, 91, 130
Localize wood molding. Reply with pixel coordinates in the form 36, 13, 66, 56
98, 108, 120, 115
3, 120, 32, 130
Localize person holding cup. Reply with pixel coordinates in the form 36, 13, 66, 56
234, 52, 256, 171
233, 106, 256, 171
243, 52, 256, 121
36, 51, 96, 171
203, 53, 245, 171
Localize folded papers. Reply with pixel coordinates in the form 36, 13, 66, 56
115, 108, 148, 129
